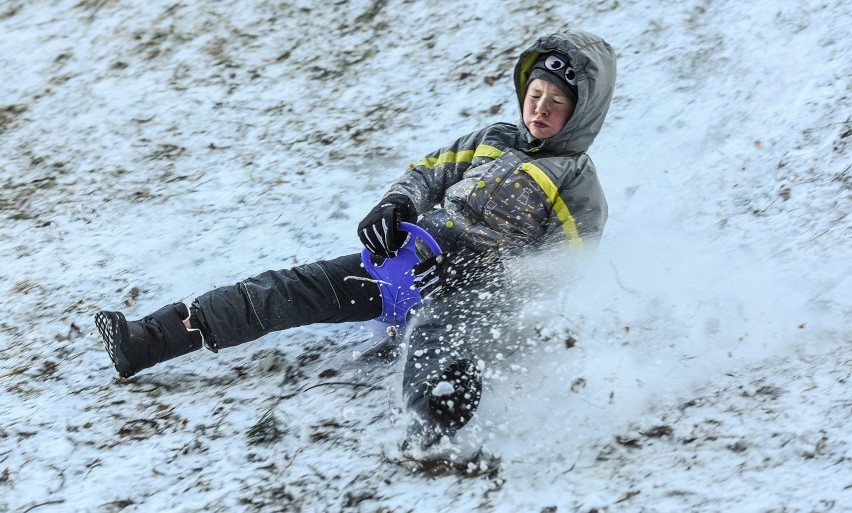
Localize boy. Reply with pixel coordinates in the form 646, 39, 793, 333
96, 28, 617, 446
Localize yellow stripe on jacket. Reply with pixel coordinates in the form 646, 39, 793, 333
521, 162, 583, 250
476, 145, 583, 249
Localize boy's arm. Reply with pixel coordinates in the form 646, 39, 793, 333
383, 127, 490, 215
358, 127, 490, 256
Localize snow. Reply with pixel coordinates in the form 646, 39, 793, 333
431, 381, 455, 398
0, 0, 850, 511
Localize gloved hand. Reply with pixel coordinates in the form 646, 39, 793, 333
414, 253, 501, 299
358, 194, 417, 258
412, 253, 455, 298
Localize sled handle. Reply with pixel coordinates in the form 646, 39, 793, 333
361, 222, 442, 325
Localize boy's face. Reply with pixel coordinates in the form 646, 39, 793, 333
522, 78, 575, 139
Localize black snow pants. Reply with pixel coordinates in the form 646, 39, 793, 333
192, 254, 381, 350
402, 267, 518, 425
190, 253, 518, 423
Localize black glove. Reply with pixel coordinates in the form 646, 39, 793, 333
414, 253, 501, 299
413, 253, 454, 299
358, 194, 417, 258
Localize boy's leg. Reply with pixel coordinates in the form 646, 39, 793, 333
403, 302, 483, 446
402, 271, 518, 446
192, 253, 381, 350
96, 253, 380, 376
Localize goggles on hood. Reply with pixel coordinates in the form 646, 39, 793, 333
541, 53, 577, 86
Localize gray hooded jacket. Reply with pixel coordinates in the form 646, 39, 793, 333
385, 29, 617, 258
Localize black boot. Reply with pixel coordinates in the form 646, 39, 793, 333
407, 359, 483, 448
94, 302, 203, 378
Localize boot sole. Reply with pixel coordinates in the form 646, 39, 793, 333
425, 359, 482, 430
94, 311, 134, 378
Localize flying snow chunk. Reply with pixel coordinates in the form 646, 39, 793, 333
431, 380, 455, 397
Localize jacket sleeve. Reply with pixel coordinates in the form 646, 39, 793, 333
383, 127, 491, 214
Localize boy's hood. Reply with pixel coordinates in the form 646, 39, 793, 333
514, 29, 617, 154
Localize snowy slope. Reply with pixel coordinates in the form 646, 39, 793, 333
0, 0, 849, 512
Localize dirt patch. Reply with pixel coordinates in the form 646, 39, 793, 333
0, 104, 27, 135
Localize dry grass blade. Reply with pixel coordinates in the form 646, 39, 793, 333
246, 408, 284, 446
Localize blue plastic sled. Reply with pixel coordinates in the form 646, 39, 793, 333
361, 222, 442, 326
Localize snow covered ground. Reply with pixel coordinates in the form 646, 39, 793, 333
0, 0, 849, 511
